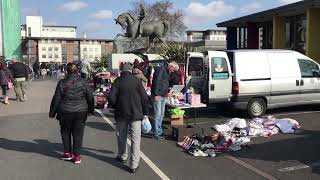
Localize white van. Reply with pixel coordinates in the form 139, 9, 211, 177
186, 50, 320, 117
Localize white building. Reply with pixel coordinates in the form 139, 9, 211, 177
38, 39, 62, 63
186, 29, 227, 50
80, 43, 102, 62
21, 16, 76, 38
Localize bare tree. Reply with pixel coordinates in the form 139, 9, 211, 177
128, 0, 187, 41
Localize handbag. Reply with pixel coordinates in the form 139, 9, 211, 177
7, 80, 13, 89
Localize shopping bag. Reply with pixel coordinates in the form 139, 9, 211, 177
7, 81, 13, 89
141, 116, 152, 134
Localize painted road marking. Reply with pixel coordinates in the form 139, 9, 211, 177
224, 154, 279, 180
95, 109, 171, 180
278, 162, 320, 172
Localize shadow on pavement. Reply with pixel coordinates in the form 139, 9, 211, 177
86, 121, 114, 132
0, 138, 128, 171
229, 129, 320, 176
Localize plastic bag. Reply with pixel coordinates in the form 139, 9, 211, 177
142, 116, 152, 134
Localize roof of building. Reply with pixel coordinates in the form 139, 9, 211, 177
43, 25, 77, 29
217, 0, 320, 27
23, 36, 113, 42
186, 29, 226, 33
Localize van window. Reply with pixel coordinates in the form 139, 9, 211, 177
298, 59, 320, 78
211, 57, 229, 79
188, 57, 203, 76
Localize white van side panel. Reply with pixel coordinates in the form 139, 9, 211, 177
235, 52, 271, 96
268, 52, 301, 105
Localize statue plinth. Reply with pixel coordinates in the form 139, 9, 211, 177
113, 36, 148, 53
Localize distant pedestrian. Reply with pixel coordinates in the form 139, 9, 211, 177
32, 61, 40, 79
0, 61, 13, 104
49, 62, 94, 164
9, 58, 29, 102
80, 59, 92, 80
107, 63, 149, 173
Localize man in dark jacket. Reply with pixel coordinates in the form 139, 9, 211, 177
32, 61, 40, 79
151, 61, 178, 140
107, 63, 149, 173
9, 58, 29, 102
49, 63, 94, 164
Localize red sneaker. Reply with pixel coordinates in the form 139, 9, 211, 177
74, 155, 81, 164
61, 152, 73, 161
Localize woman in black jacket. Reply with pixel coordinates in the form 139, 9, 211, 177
49, 63, 94, 164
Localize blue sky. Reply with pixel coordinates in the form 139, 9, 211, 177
20, 0, 301, 39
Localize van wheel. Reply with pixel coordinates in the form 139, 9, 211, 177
247, 98, 266, 118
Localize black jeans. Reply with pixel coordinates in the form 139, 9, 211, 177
59, 112, 87, 156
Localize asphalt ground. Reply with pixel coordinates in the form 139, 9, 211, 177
0, 78, 319, 180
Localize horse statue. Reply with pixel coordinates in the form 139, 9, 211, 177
114, 12, 169, 48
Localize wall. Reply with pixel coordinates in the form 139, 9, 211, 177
61, 42, 79, 63
306, 8, 320, 62
26, 16, 42, 37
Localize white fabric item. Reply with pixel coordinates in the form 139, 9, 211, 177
276, 118, 299, 133
229, 144, 242, 151
214, 124, 232, 132
226, 118, 247, 129
236, 137, 251, 145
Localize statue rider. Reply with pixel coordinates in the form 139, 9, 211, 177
137, 4, 145, 38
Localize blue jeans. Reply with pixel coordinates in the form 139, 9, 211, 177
153, 96, 166, 137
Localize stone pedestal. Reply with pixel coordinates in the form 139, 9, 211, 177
113, 36, 148, 53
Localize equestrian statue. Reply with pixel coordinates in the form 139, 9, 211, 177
114, 4, 170, 48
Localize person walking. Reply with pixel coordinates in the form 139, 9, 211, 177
32, 61, 40, 79
9, 58, 29, 102
107, 63, 149, 173
80, 59, 92, 80
49, 63, 94, 164
151, 61, 178, 140
0, 61, 13, 104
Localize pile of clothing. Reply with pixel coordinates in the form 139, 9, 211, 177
177, 116, 300, 157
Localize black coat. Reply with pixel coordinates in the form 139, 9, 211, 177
169, 70, 181, 88
107, 71, 149, 121
0, 68, 13, 86
151, 66, 169, 97
9, 62, 28, 79
49, 74, 94, 119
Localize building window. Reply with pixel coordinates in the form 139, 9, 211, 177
89, 48, 93, 52
101, 41, 105, 45
48, 40, 52, 44
62, 47, 67, 54
28, 27, 31, 36
73, 55, 79, 61
73, 48, 79, 54
95, 48, 98, 52
42, 54, 46, 58
54, 47, 59, 51
89, 54, 93, 58
83, 48, 87, 52
48, 47, 52, 51
101, 49, 106, 55
41, 39, 45, 43
48, 54, 53, 58
62, 55, 67, 63
55, 54, 59, 59
62, 40, 67, 44
42, 47, 46, 51
84, 54, 88, 58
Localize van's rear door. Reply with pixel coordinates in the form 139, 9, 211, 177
186, 52, 205, 94
207, 51, 232, 103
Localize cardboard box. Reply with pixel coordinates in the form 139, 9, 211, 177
188, 94, 201, 105
171, 125, 205, 141
170, 115, 184, 126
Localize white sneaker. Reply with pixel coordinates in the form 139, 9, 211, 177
204, 149, 216, 157
196, 150, 208, 157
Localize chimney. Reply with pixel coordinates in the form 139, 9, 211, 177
83, 32, 87, 39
